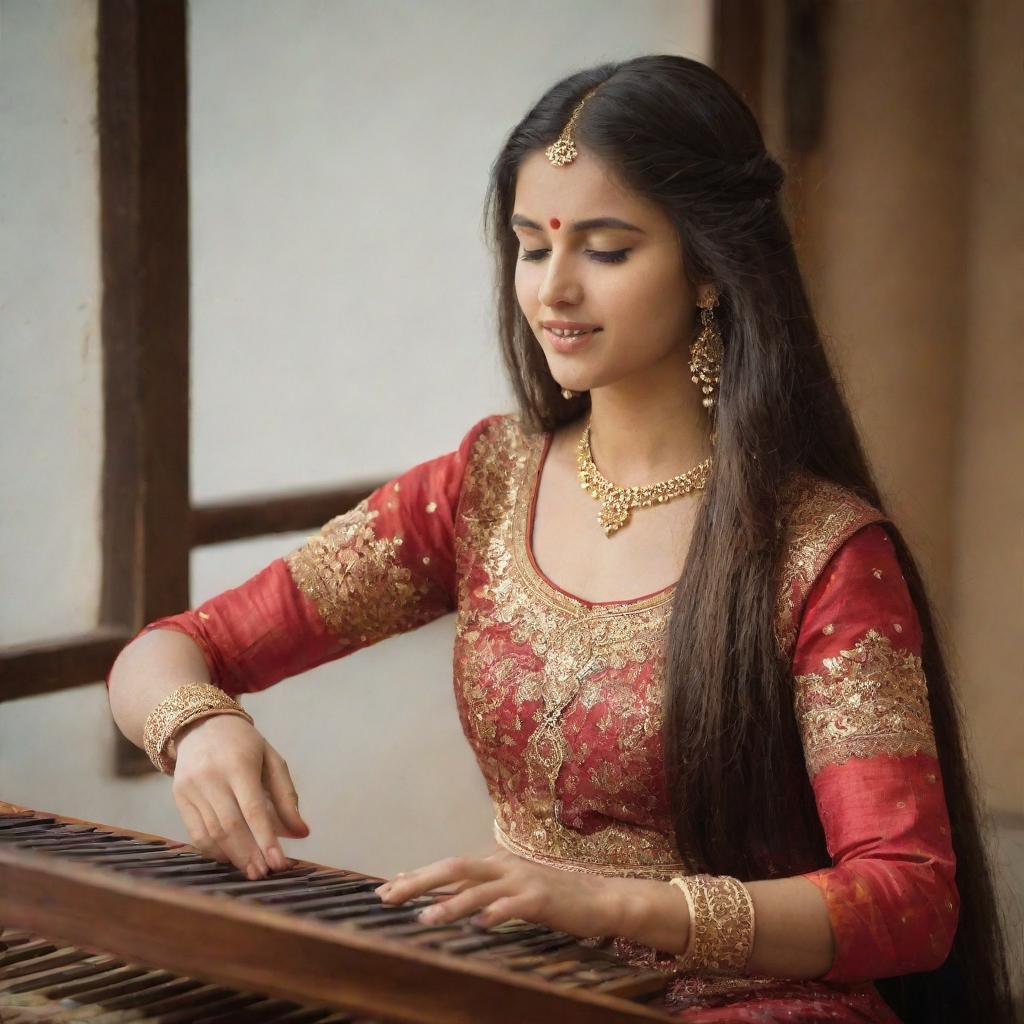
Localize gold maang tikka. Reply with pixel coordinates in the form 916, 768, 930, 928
552, 86, 601, 402
690, 290, 724, 410
546, 85, 601, 168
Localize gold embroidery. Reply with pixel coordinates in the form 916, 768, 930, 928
285, 498, 441, 642
425, 501, 437, 513
667, 973, 785, 1001
793, 628, 937, 776
773, 473, 884, 658
493, 819, 687, 880
455, 416, 688, 876
454, 420, 907, 879
822, 623, 835, 635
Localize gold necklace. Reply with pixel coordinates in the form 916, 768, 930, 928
576, 421, 712, 536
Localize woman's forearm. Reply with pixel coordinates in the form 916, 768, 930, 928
613, 873, 835, 978
106, 629, 214, 748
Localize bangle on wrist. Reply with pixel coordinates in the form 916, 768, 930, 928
668, 873, 755, 973
143, 682, 253, 775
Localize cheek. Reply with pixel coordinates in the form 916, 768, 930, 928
619, 260, 690, 324
513, 264, 535, 313
601, 270, 691, 359
600, 270, 671, 336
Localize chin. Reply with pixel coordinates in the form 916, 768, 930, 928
543, 358, 594, 393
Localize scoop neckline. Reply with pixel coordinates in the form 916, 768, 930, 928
519, 430, 678, 610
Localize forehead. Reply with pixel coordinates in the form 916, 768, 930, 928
513, 147, 653, 224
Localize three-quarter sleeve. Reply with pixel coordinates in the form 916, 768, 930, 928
113, 415, 501, 696
791, 522, 958, 981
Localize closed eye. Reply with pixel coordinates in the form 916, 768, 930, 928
518, 248, 631, 264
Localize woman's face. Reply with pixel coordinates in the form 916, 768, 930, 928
512, 146, 703, 397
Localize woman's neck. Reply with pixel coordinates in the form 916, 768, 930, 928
585, 367, 712, 486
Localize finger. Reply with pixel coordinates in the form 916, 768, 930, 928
175, 791, 230, 864
262, 747, 309, 838
263, 802, 295, 845
417, 880, 510, 927
232, 773, 288, 872
189, 790, 244, 869
204, 784, 269, 879
469, 893, 536, 930
377, 856, 499, 905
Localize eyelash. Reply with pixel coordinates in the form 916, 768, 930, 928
518, 248, 631, 264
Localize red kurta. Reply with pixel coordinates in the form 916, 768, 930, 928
127, 413, 957, 1023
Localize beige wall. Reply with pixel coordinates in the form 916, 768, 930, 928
757, 0, 1024, 987
955, 0, 1024, 821
0, 0, 103, 646
764, 0, 1022, 819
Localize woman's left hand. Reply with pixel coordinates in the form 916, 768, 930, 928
374, 848, 624, 936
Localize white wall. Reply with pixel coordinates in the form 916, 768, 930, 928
0, 0, 712, 877
0, 0, 102, 646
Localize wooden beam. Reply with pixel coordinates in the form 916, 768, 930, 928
713, 0, 765, 124
782, 0, 826, 153
97, 0, 190, 773
0, 628, 132, 702
190, 483, 384, 547
98, 0, 190, 633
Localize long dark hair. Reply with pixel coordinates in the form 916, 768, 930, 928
482, 55, 1015, 1023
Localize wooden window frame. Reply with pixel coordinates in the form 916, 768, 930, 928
0, 1, 381, 774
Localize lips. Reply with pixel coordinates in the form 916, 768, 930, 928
543, 325, 601, 354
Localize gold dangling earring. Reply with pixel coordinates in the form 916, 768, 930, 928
690, 290, 724, 411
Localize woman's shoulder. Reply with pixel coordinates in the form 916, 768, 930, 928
774, 469, 889, 654
457, 410, 543, 464
778, 469, 884, 548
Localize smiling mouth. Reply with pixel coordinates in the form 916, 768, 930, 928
542, 325, 601, 352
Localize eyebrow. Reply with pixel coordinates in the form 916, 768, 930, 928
510, 214, 646, 234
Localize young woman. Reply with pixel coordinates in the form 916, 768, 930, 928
106, 55, 1015, 1023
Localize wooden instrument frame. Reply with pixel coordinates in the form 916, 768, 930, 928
0, 802, 675, 1023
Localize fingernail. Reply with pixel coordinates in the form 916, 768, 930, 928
419, 907, 440, 923
268, 847, 287, 871
246, 863, 260, 881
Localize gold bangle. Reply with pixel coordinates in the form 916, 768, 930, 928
143, 682, 253, 775
668, 874, 755, 973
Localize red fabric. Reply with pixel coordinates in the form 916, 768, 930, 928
106, 415, 500, 694
793, 524, 958, 981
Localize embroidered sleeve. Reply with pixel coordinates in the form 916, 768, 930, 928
792, 523, 959, 981
113, 415, 501, 696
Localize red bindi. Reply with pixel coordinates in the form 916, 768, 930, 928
549, 217, 561, 230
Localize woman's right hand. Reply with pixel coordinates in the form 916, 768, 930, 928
169, 714, 309, 879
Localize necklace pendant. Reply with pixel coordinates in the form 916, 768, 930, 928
598, 500, 630, 536
577, 420, 712, 539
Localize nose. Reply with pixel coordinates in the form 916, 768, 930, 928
537, 251, 583, 309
